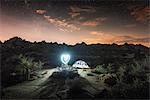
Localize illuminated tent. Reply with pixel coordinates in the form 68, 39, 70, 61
72, 60, 90, 68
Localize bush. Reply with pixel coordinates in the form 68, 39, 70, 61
116, 57, 149, 84
93, 65, 107, 74
110, 80, 149, 99
17, 54, 44, 80
106, 63, 118, 73
109, 57, 150, 99
104, 76, 117, 87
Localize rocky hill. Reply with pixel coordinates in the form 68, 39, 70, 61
1, 37, 149, 67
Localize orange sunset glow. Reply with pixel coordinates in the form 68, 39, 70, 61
0, 0, 149, 47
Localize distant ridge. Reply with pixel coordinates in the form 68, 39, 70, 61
1, 36, 149, 48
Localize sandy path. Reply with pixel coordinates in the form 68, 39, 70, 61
2, 68, 56, 99
2, 68, 105, 99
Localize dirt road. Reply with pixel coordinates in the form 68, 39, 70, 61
2, 68, 56, 99
2, 68, 105, 99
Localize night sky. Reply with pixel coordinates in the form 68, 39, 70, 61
0, 0, 150, 47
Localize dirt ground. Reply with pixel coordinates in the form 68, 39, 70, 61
2, 68, 107, 99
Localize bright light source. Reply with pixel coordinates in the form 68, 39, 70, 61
61, 53, 70, 65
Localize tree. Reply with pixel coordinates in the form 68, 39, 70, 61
18, 54, 33, 80
18, 54, 44, 80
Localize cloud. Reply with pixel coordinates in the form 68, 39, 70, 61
85, 31, 150, 46
34, 9, 80, 32
69, 12, 80, 18
43, 15, 80, 32
118, 37, 150, 43
83, 35, 132, 44
90, 31, 104, 35
81, 17, 107, 27
130, 6, 150, 22
87, 31, 133, 43
117, 37, 150, 47
70, 5, 96, 13
69, 5, 96, 18
68, 5, 106, 28
82, 21, 98, 27
35, 10, 47, 14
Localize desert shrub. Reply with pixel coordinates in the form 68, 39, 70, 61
109, 57, 150, 99
18, 54, 44, 70
116, 65, 126, 82
16, 54, 44, 80
117, 57, 149, 84
129, 58, 149, 82
106, 63, 118, 73
104, 76, 117, 87
32, 60, 44, 71
92, 65, 107, 74
110, 80, 149, 99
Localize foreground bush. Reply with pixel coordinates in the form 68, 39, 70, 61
109, 57, 150, 99
17, 54, 44, 80
92, 65, 107, 74
2, 54, 45, 87
104, 76, 117, 87
110, 81, 149, 99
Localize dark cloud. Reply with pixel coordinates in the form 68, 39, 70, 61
69, 5, 96, 18
117, 37, 150, 43
81, 17, 107, 27
130, 6, 150, 22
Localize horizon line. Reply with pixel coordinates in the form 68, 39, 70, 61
0, 36, 149, 48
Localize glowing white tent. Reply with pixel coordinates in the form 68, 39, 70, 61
72, 60, 90, 68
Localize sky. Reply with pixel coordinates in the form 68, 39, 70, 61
0, 0, 150, 47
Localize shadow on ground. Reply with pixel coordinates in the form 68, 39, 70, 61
36, 70, 108, 99
2, 70, 108, 99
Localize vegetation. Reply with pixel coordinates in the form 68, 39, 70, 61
1, 37, 150, 99
107, 57, 150, 99
92, 65, 107, 74
17, 54, 44, 80
1, 53, 44, 87
88, 57, 150, 99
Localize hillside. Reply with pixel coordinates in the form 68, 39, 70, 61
1, 37, 149, 67
1, 37, 150, 99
